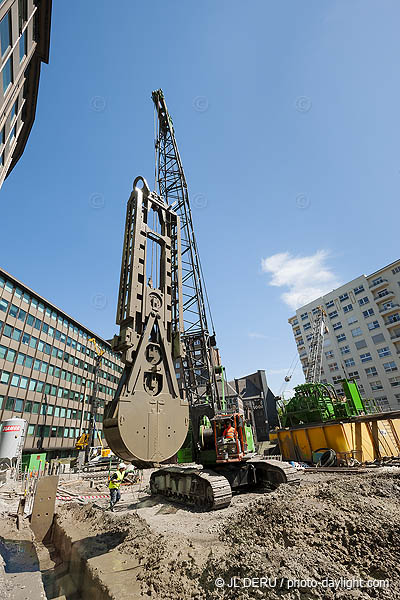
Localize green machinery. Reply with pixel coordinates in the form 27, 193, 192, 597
177, 417, 256, 465
280, 379, 370, 427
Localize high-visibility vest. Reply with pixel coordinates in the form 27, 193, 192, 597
109, 469, 124, 489
223, 426, 235, 441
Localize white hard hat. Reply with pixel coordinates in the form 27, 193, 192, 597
118, 462, 126, 469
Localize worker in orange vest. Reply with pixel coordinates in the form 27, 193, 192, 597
223, 421, 236, 441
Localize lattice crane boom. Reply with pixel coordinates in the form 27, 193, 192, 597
305, 307, 327, 384
152, 89, 220, 410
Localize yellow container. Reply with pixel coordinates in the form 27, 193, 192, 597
276, 412, 400, 463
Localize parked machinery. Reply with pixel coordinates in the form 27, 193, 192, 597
280, 379, 369, 427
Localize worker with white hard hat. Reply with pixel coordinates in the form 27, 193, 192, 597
108, 462, 126, 511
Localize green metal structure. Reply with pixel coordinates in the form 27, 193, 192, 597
280, 379, 372, 427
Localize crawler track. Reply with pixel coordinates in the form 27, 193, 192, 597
248, 458, 301, 488
150, 467, 232, 510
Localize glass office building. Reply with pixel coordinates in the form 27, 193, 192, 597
0, 0, 52, 189
0, 267, 123, 458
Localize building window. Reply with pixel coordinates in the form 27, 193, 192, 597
358, 297, 370, 306
6, 348, 16, 362
340, 345, 350, 355
392, 266, 400, 275
347, 316, 358, 325
353, 284, 364, 295
371, 333, 385, 344
14, 398, 23, 412
370, 380, 383, 391
383, 361, 397, 373
328, 310, 338, 319
363, 309, 374, 318
325, 350, 334, 359
0, 371, 10, 384
300, 312, 308, 321
0, 11, 11, 57
339, 293, 349, 302
344, 358, 355, 367
360, 352, 372, 363
11, 374, 20, 386
387, 313, 400, 324
351, 327, 362, 337
377, 346, 391, 358
377, 289, 389, 298
5, 396, 14, 410
9, 123, 16, 146
348, 370, 360, 379
303, 323, 311, 331
0, 298, 8, 312
19, 29, 26, 62
2, 56, 12, 94
325, 300, 334, 309
355, 339, 367, 350
329, 362, 339, 372
367, 320, 380, 331
9, 303, 18, 317
336, 333, 346, 342
375, 396, 389, 407
10, 100, 18, 123
333, 322, 342, 331
389, 376, 400, 387
343, 304, 353, 313
371, 277, 384, 286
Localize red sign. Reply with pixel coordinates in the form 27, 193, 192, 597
2, 425, 21, 432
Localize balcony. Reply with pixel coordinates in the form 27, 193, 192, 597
375, 290, 395, 303
379, 303, 400, 315
369, 278, 388, 290
385, 314, 400, 328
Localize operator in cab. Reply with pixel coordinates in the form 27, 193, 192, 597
108, 462, 126, 511
223, 420, 236, 441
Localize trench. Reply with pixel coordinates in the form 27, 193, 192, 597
0, 534, 83, 600
0, 513, 118, 600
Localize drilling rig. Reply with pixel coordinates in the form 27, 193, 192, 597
103, 91, 300, 509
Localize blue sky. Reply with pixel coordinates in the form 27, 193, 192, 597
1, 0, 399, 396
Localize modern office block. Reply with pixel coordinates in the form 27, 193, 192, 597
0, 267, 123, 458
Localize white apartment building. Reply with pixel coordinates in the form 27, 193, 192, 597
289, 259, 400, 411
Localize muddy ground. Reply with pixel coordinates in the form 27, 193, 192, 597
54, 467, 400, 599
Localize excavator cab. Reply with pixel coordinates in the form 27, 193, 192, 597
212, 413, 248, 463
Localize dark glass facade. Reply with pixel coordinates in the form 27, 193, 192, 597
0, 268, 122, 457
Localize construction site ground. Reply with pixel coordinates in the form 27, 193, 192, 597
1, 465, 400, 599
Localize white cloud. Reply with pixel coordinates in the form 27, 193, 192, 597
248, 332, 269, 340
261, 250, 341, 310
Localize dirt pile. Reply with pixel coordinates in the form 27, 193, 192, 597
56, 471, 400, 599
203, 471, 400, 599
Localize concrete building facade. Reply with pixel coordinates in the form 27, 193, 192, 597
0, 0, 51, 189
0, 268, 123, 457
289, 259, 400, 411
